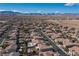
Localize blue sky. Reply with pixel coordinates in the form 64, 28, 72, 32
0, 3, 79, 13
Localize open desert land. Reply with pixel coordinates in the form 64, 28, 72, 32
46, 20, 79, 29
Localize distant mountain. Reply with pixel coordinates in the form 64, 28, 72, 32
0, 11, 79, 16
64, 13, 79, 16
0, 11, 22, 15
24, 13, 56, 15
0, 11, 56, 16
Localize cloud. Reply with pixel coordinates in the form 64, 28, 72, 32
54, 11, 61, 14
64, 3, 75, 6
0, 10, 6, 11
54, 11, 64, 14
12, 10, 22, 12
12, 10, 29, 13
55, 11, 59, 13
36, 10, 43, 13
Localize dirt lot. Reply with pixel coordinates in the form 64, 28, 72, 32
46, 20, 79, 29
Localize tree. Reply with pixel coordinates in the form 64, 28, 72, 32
64, 47, 69, 52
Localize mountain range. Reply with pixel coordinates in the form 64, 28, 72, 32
0, 11, 79, 16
